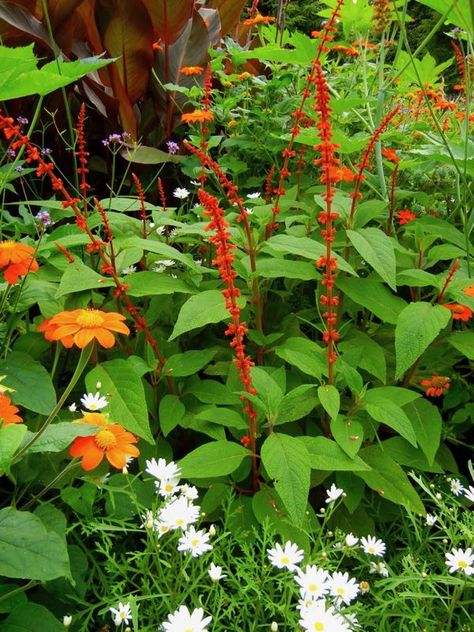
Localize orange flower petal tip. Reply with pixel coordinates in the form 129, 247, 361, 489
0, 241, 39, 285
38, 309, 130, 349
181, 110, 214, 124
0, 392, 22, 425
180, 66, 204, 76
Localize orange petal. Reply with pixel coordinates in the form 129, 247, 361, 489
93, 328, 116, 348
73, 328, 96, 348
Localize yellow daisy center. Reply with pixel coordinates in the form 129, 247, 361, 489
76, 310, 105, 327
308, 584, 318, 592
314, 624, 324, 631
368, 547, 375, 553
281, 556, 290, 564
337, 587, 345, 595
191, 538, 199, 546
0, 241, 15, 251
458, 560, 467, 568
95, 429, 117, 449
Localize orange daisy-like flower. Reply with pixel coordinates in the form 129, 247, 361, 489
463, 284, 474, 297
311, 30, 322, 38
420, 375, 450, 398
69, 412, 140, 471
396, 209, 417, 225
181, 109, 215, 124
243, 14, 275, 26
38, 309, 130, 349
180, 66, 204, 76
0, 392, 22, 425
0, 241, 39, 285
443, 303, 473, 322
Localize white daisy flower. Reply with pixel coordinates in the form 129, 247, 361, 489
299, 600, 351, 632
295, 565, 329, 601
267, 541, 304, 572
109, 602, 131, 626
152, 259, 176, 273
121, 265, 137, 275
68, 402, 77, 412
80, 392, 108, 411
177, 526, 213, 557
156, 226, 166, 236
360, 535, 386, 557
140, 510, 158, 530
158, 496, 200, 531
345, 533, 359, 547
246, 192, 261, 199
158, 478, 181, 498
173, 187, 190, 199
450, 478, 464, 496
155, 521, 171, 538
179, 484, 199, 500
425, 513, 437, 526
145, 458, 181, 482
329, 571, 359, 605
208, 562, 226, 582
325, 483, 344, 504
162, 606, 212, 632
369, 561, 389, 577
445, 548, 474, 576
463, 485, 474, 503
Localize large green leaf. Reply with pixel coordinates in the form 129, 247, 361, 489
0, 352, 56, 415
261, 433, 311, 527
275, 385, 319, 424
56, 260, 114, 297
169, 290, 245, 340
0, 508, 70, 581
126, 271, 195, 296
21, 423, 101, 454
338, 332, 387, 383
356, 445, 425, 513
347, 228, 396, 290
448, 332, 474, 360
241, 256, 319, 281
178, 441, 249, 477
318, 385, 340, 420
275, 337, 327, 379
414, 0, 473, 31
395, 50, 453, 86
0, 44, 113, 100
336, 277, 406, 324
363, 390, 417, 446
163, 349, 216, 378
404, 398, 442, 466
0, 424, 27, 472
86, 360, 152, 443
121, 237, 202, 271
2, 603, 64, 632
395, 302, 451, 378
159, 394, 186, 436
298, 436, 371, 471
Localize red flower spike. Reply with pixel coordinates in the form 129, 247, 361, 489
420, 375, 450, 398
132, 173, 148, 238
396, 209, 417, 225
443, 303, 473, 322
74, 104, 91, 208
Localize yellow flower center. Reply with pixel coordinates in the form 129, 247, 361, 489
0, 240, 15, 251
176, 519, 184, 526
337, 587, 344, 595
95, 429, 117, 450
308, 584, 318, 592
458, 560, 467, 568
191, 538, 199, 546
313, 624, 324, 631
281, 556, 290, 564
368, 547, 375, 553
76, 310, 105, 328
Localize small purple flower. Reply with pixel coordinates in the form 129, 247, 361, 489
166, 141, 179, 155
15, 165, 24, 173
7, 148, 16, 158
16, 116, 29, 125
40, 148, 52, 156
35, 210, 52, 226
102, 132, 130, 147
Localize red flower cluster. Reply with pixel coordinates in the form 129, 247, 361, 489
420, 375, 450, 398
396, 209, 417, 225
443, 303, 472, 322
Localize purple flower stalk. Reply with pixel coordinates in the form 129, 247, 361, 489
35, 210, 52, 226
166, 141, 179, 155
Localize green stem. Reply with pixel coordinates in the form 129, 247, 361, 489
20, 460, 81, 510
13, 344, 93, 462
0, 580, 40, 604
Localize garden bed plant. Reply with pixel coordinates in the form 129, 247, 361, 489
0, 0, 473, 630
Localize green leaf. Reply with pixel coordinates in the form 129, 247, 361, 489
336, 277, 406, 324
414, 0, 472, 31
347, 228, 396, 290
178, 441, 249, 478
163, 349, 216, 377
0, 507, 70, 581
298, 436, 371, 471
365, 386, 421, 406
261, 433, 311, 527
2, 603, 64, 632
275, 385, 318, 424
264, 235, 357, 275
185, 379, 241, 405
275, 337, 327, 379
395, 302, 451, 379
317, 385, 340, 420
85, 360, 152, 443
356, 445, 425, 513
404, 398, 442, 465
250, 367, 284, 420
241, 256, 318, 280
0, 424, 27, 472
0, 352, 56, 415
363, 390, 417, 446
338, 332, 386, 383
380, 437, 443, 473
121, 237, 202, 272
169, 290, 246, 340
194, 407, 247, 429
397, 269, 440, 288
331, 417, 363, 458
159, 394, 185, 437
395, 50, 453, 86
21, 423, 100, 454
126, 271, 195, 296
121, 144, 184, 164
56, 260, 114, 297
447, 332, 474, 360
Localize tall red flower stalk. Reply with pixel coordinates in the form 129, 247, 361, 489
0, 113, 170, 382
199, 189, 259, 490
348, 106, 400, 226
437, 260, 459, 304
382, 148, 400, 234
451, 41, 466, 92
312, 62, 341, 383
183, 141, 263, 334
132, 173, 148, 238
265, 0, 345, 238
74, 103, 91, 215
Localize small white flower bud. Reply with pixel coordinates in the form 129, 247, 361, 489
271, 622, 278, 631
63, 616, 72, 628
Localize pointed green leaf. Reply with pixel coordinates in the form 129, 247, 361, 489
178, 441, 249, 477
347, 228, 396, 290
318, 385, 340, 420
